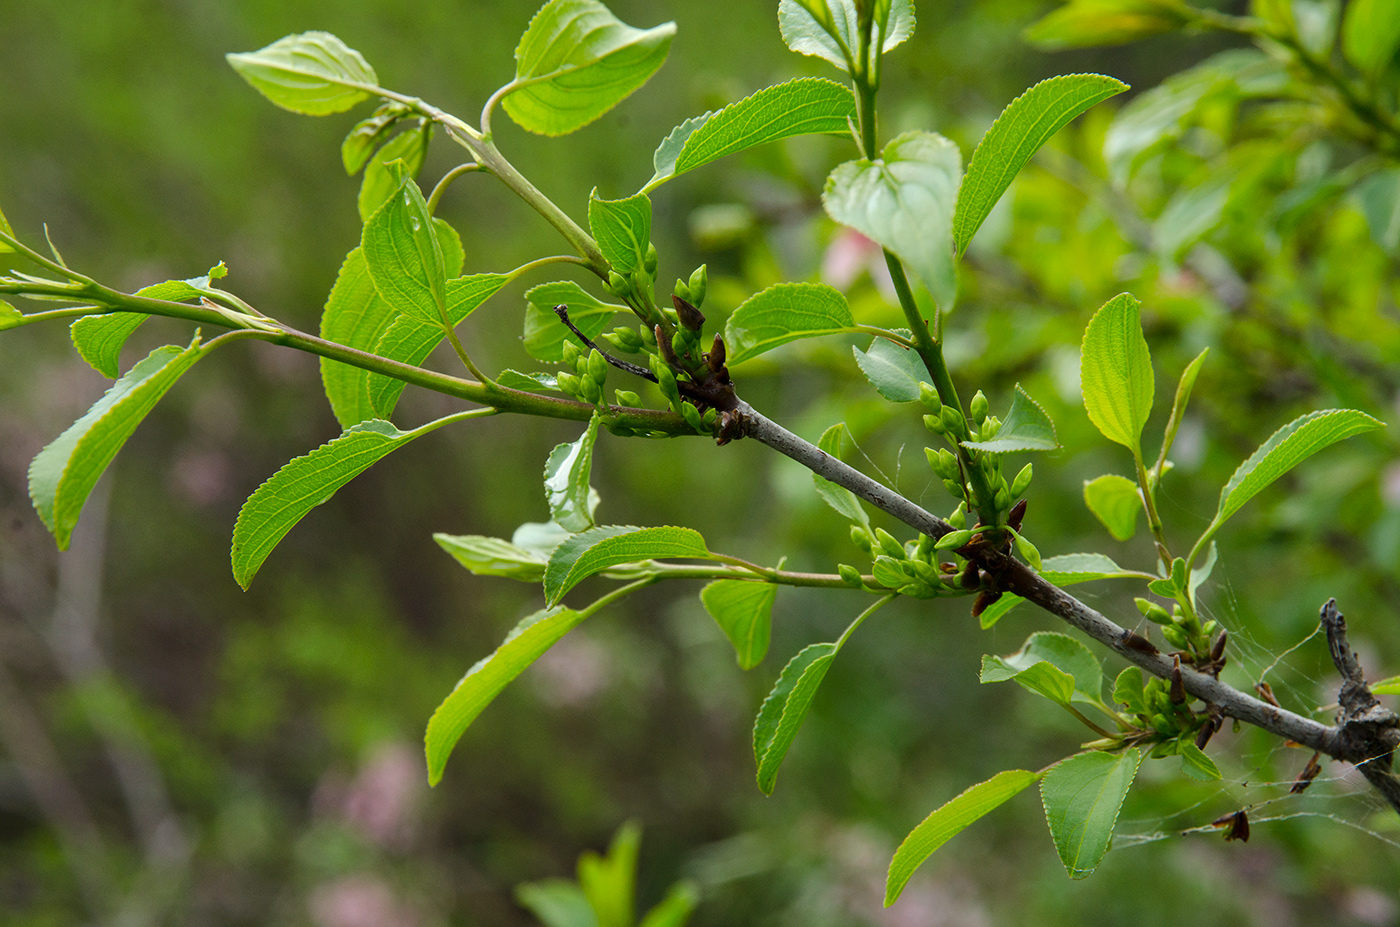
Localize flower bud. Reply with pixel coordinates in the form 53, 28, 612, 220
970, 390, 990, 424
948, 502, 966, 529
687, 263, 708, 307
679, 401, 705, 431
673, 294, 706, 332
919, 382, 942, 413
614, 389, 641, 407
874, 528, 905, 560
838, 564, 863, 588
612, 326, 644, 352
607, 270, 630, 297
850, 526, 873, 553
935, 529, 973, 551
923, 414, 945, 434
940, 406, 965, 437
561, 340, 582, 366
557, 372, 581, 396
942, 479, 964, 498
588, 349, 608, 384
1010, 462, 1033, 499
673, 278, 691, 301
580, 376, 601, 405
644, 243, 659, 274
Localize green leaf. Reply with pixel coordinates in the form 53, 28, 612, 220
1356, 168, 1400, 256
1158, 347, 1208, 467
29, 338, 208, 551
777, 0, 915, 72
1188, 541, 1216, 606
524, 281, 623, 362
0, 300, 21, 327
884, 769, 1038, 905
1343, 0, 1400, 74
426, 604, 588, 785
1040, 749, 1142, 879
319, 248, 390, 427
1080, 293, 1153, 456
588, 190, 651, 275
231, 419, 426, 589
753, 642, 838, 794
366, 270, 509, 418
1215, 410, 1384, 528
852, 334, 925, 402
498, 369, 562, 392
133, 264, 227, 303
70, 312, 149, 379
361, 171, 446, 328
638, 881, 699, 927
341, 102, 414, 175
975, 551, 1142, 629
357, 122, 432, 223
645, 78, 857, 190
503, 0, 676, 137
962, 384, 1059, 453
701, 580, 776, 669
545, 525, 711, 606
723, 282, 855, 365
1371, 675, 1400, 695
516, 880, 598, 927
811, 422, 871, 529
954, 74, 1128, 255
434, 534, 548, 582
1179, 741, 1221, 781
1112, 667, 1145, 715
0, 202, 14, 252
981, 631, 1104, 703
227, 32, 379, 115
1024, 0, 1188, 50
578, 822, 640, 927
981, 655, 1076, 706
824, 131, 961, 310
1082, 474, 1141, 541
545, 413, 602, 533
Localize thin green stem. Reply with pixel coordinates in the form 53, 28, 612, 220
836, 594, 896, 648
427, 163, 483, 215
1134, 453, 1172, 572
1065, 704, 1116, 740
577, 576, 659, 619
610, 560, 890, 591
479, 81, 516, 142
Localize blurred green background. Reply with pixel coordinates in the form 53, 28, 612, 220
2, 1, 1398, 924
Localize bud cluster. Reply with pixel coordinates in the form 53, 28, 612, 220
844, 507, 983, 600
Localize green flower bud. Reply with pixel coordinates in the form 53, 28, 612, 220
915, 533, 934, 557
679, 401, 705, 431
874, 527, 905, 560
994, 486, 1010, 510
644, 243, 659, 274
614, 389, 641, 407
838, 564, 863, 588
935, 529, 974, 551
587, 349, 608, 385
1010, 462, 1033, 499
940, 406, 965, 437
919, 382, 942, 413
1012, 531, 1041, 571
640, 325, 657, 347
702, 407, 718, 428
948, 502, 967, 528
923, 414, 945, 434
687, 263, 708, 307
942, 479, 965, 499
1162, 625, 1189, 650
970, 390, 990, 424
607, 270, 630, 297
673, 278, 691, 301
561, 340, 582, 366
612, 326, 644, 352
909, 559, 940, 584
580, 375, 602, 405
557, 372, 582, 396
850, 525, 873, 553
649, 355, 679, 403
575, 355, 590, 377
1135, 598, 1172, 624
934, 448, 957, 480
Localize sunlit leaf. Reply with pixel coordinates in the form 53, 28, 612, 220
777, 0, 915, 72
852, 333, 925, 402
434, 533, 548, 581
357, 122, 432, 222
962, 384, 1059, 453
1024, 0, 1188, 50
1179, 741, 1221, 781
1082, 474, 1141, 541
1080, 292, 1153, 456
1342, 0, 1400, 75
361, 170, 446, 327
701, 580, 776, 669
227, 31, 379, 115
524, 281, 623, 362
588, 190, 651, 275
545, 412, 602, 533
69, 312, 149, 379
545, 525, 711, 605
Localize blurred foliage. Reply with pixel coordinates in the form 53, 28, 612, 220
1, 0, 1399, 925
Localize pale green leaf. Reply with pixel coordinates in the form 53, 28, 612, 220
29, 339, 207, 551
357, 123, 432, 222
980, 656, 1076, 706
962, 384, 1059, 453
1179, 741, 1221, 781
361, 171, 446, 327
1154, 164, 1237, 262
319, 247, 391, 427
777, 0, 915, 72
425, 605, 587, 785
1083, 474, 1141, 541
981, 631, 1104, 703
132, 265, 226, 303
645, 78, 857, 190
1112, 667, 1145, 715
588, 190, 651, 275
1356, 168, 1400, 255
503, 0, 675, 137
723, 282, 855, 365
434, 533, 548, 582
1159, 346, 1208, 467
638, 881, 699, 927
70, 312, 149, 379
823, 131, 961, 310
753, 642, 838, 794
366, 269, 509, 418
1080, 292, 1154, 455
227, 31, 379, 115
0, 202, 13, 252
1371, 675, 1400, 695
1024, 0, 1188, 50
954, 74, 1128, 255
701, 580, 776, 670
0, 300, 21, 327
545, 413, 602, 533
884, 770, 1038, 905
578, 822, 639, 927
1342, 0, 1400, 75
524, 281, 623, 362
1216, 409, 1384, 527
545, 525, 711, 606
1040, 749, 1142, 879
812, 422, 870, 529
852, 334, 925, 402
497, 369, 562, 392
231, 419, 423, 589
515, 880, 598, 927
1188, 541, 1217, 607
341, 102, 414, 175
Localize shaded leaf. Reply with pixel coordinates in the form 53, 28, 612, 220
358, 122, 432, 222
1342, 0, 1400, 75
578, 821, 639, 927
1083, 474, 1141, 541
852, 333, 925, 402
434, 533, 549, 582
1112, 667, 1145, 715
812, 422, 870, 529
1159, 346, 1208, 466
753, 643, 838, 794
981, 656, 1076, 706
1080, 292, 1153, 455
503, 0, 675, 137
70, 312, 149, 379
1179, 741, 1221, 781
1041, 749, 1142, 879
227, 31, 379, 115
884, 770, 1038, 905
954, 74, 1128, 254
962, 384, 1059, 453
545, 413, 602, 533
524, 281, 622, 362
515, 880, 598, 927
701, 580, 776, 669
723, 282, 855, 365
588, 190, 651, 275
1024, 0, 1188, 50
545, 525, 711, 605
1356, 168, 1400, 255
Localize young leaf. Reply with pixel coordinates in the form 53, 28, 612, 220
361, 171, 447, 328
1112, 667, 1145, 715
425, 605, 588, 785
1157, 346, 1208, 468
0, 300, 21, 327
524, 281, 623, 362
981, 631, 1104, 703
753, 642, 838, 794
1082, 474, 1141, 541
29, 338, 208, 551
884, 769, 1038, 906
357, 123, 432, 222
545, 413, 602, 533
701, 580, 777, 670
723, 282, 855, 365
366, 270, 510, 418
227, 32, 379, 115
1040, 749, 1142, 879
545, 525, 711, 605
503, 0, 676, 137
515, 880, 597, 927
578, 821, 640, 927
980, 656, 1076, 706
823, 131, 961, 311
637, 881, 700, 927
975, 552, 1143, 629
0, 202, 14, 252
70, 312, 149, 379
341, 102, 414, 175
320, 248, 392, 427
961, 384, 1060, 453
1341, 0, 1400, 76
1179, 741, 1221, 781
131, 263, 228, 303
812, 422, 871, 529
1214, 409, 1384, 528
434, 533, 548, 582
852, 334, 925, 402
778, 0, 916, 72
954, 74, 1128, 255
1080, 292, 1153, 456
497, 369, 562, 392
588, 190, 651, 275
1023, 1, 1188, 50
1371, 675, 1400, 695
645, 78, 857, 190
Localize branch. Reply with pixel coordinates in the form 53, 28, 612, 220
1320, 599, 1400, 809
